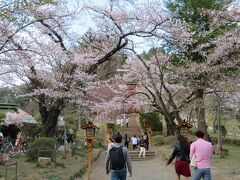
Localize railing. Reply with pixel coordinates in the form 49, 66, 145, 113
4, 161, 18, 180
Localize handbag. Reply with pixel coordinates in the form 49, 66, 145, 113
190, 155, 196, 167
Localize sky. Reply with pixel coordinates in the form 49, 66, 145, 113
0, 0, 161, 87
69, 0, 150, 53
0, 0, 146, 86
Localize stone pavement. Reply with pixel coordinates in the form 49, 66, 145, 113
81, 151, 176, 180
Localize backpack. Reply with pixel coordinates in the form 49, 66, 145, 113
109, 146, 125, 170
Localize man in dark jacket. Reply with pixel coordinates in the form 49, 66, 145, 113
138, 136, 146, 158
106, 133, 132, 180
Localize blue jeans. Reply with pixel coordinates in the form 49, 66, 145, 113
193, 168, 211, 180
111, 169, 127, 180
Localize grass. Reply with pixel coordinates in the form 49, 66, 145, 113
0, 147, 103, 180
211, 145, 240, 177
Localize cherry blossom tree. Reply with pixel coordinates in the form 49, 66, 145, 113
0, 0, 171, 136
4, 112, 25, 127
115, 49, 198, 135
164, 0, 240, 139
1, 0, 238, 138
106, 0, 240, 136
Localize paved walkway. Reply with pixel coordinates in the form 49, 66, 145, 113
81, 151, 176, 180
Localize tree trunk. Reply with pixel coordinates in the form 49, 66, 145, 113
196, 89, 209, 141
213, 112, 217, 133
217, 97, 223, 155
41, 108, 61, 137
165, 116, 176, 136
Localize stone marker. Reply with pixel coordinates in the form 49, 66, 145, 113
38, 157, 51, 166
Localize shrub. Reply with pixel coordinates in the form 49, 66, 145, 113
164, 136, 176, 145
0, 112, 5, 124
26, 137, 56, 161
151, 135, 165, 146
211, 136, 240, 146
151, 131, 162, 137
139, 112, 163, 133
92, 142, 105, 149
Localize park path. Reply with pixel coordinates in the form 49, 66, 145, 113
81, 151, 176, 180
81, 113, 176, 180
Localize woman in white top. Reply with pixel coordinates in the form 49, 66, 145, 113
131, 135, 138, 150
107, 139, 114, 152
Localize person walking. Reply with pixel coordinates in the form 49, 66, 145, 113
106, 133, 132, 180
107, 138, 114, 152
120, 118, 124, 127
190, 130, 213, 180
166, 135, 191, 180
138, 136, 146, 158
131, 135, 138, 150
116, 119, 121, 131
124, 134, 130, 149
125, 117, 129, 128
0, 132, 3, 164
143, 132, 149, 150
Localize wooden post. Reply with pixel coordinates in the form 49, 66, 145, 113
16, 161, 18, 180
81, 122, 98, 180
5, 161, 18, 180
87, 139, 93, 180
148, 127, 151, 150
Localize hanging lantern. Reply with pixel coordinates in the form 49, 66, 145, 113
176, 120, 193, 141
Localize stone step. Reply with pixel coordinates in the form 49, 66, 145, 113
119, 128, 143, 135
128, 151, 156, 161
128, 151, 155, 155
120, 130, 142, 136
120, 127, 141, 130
130, 156, 155, 161
130, 154, 155, 157
120, 128, 142, 131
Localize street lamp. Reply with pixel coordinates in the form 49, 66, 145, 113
81, 121, 98, 180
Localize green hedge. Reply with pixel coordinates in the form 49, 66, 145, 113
151, 135, 165, 146
151, 135, 176, 146
211, 136, 240, 146
26, 137, 56, 161
164, 136, 176, 145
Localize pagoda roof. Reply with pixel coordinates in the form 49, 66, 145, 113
81, 121, 99, 129
176, 121, 193, 128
